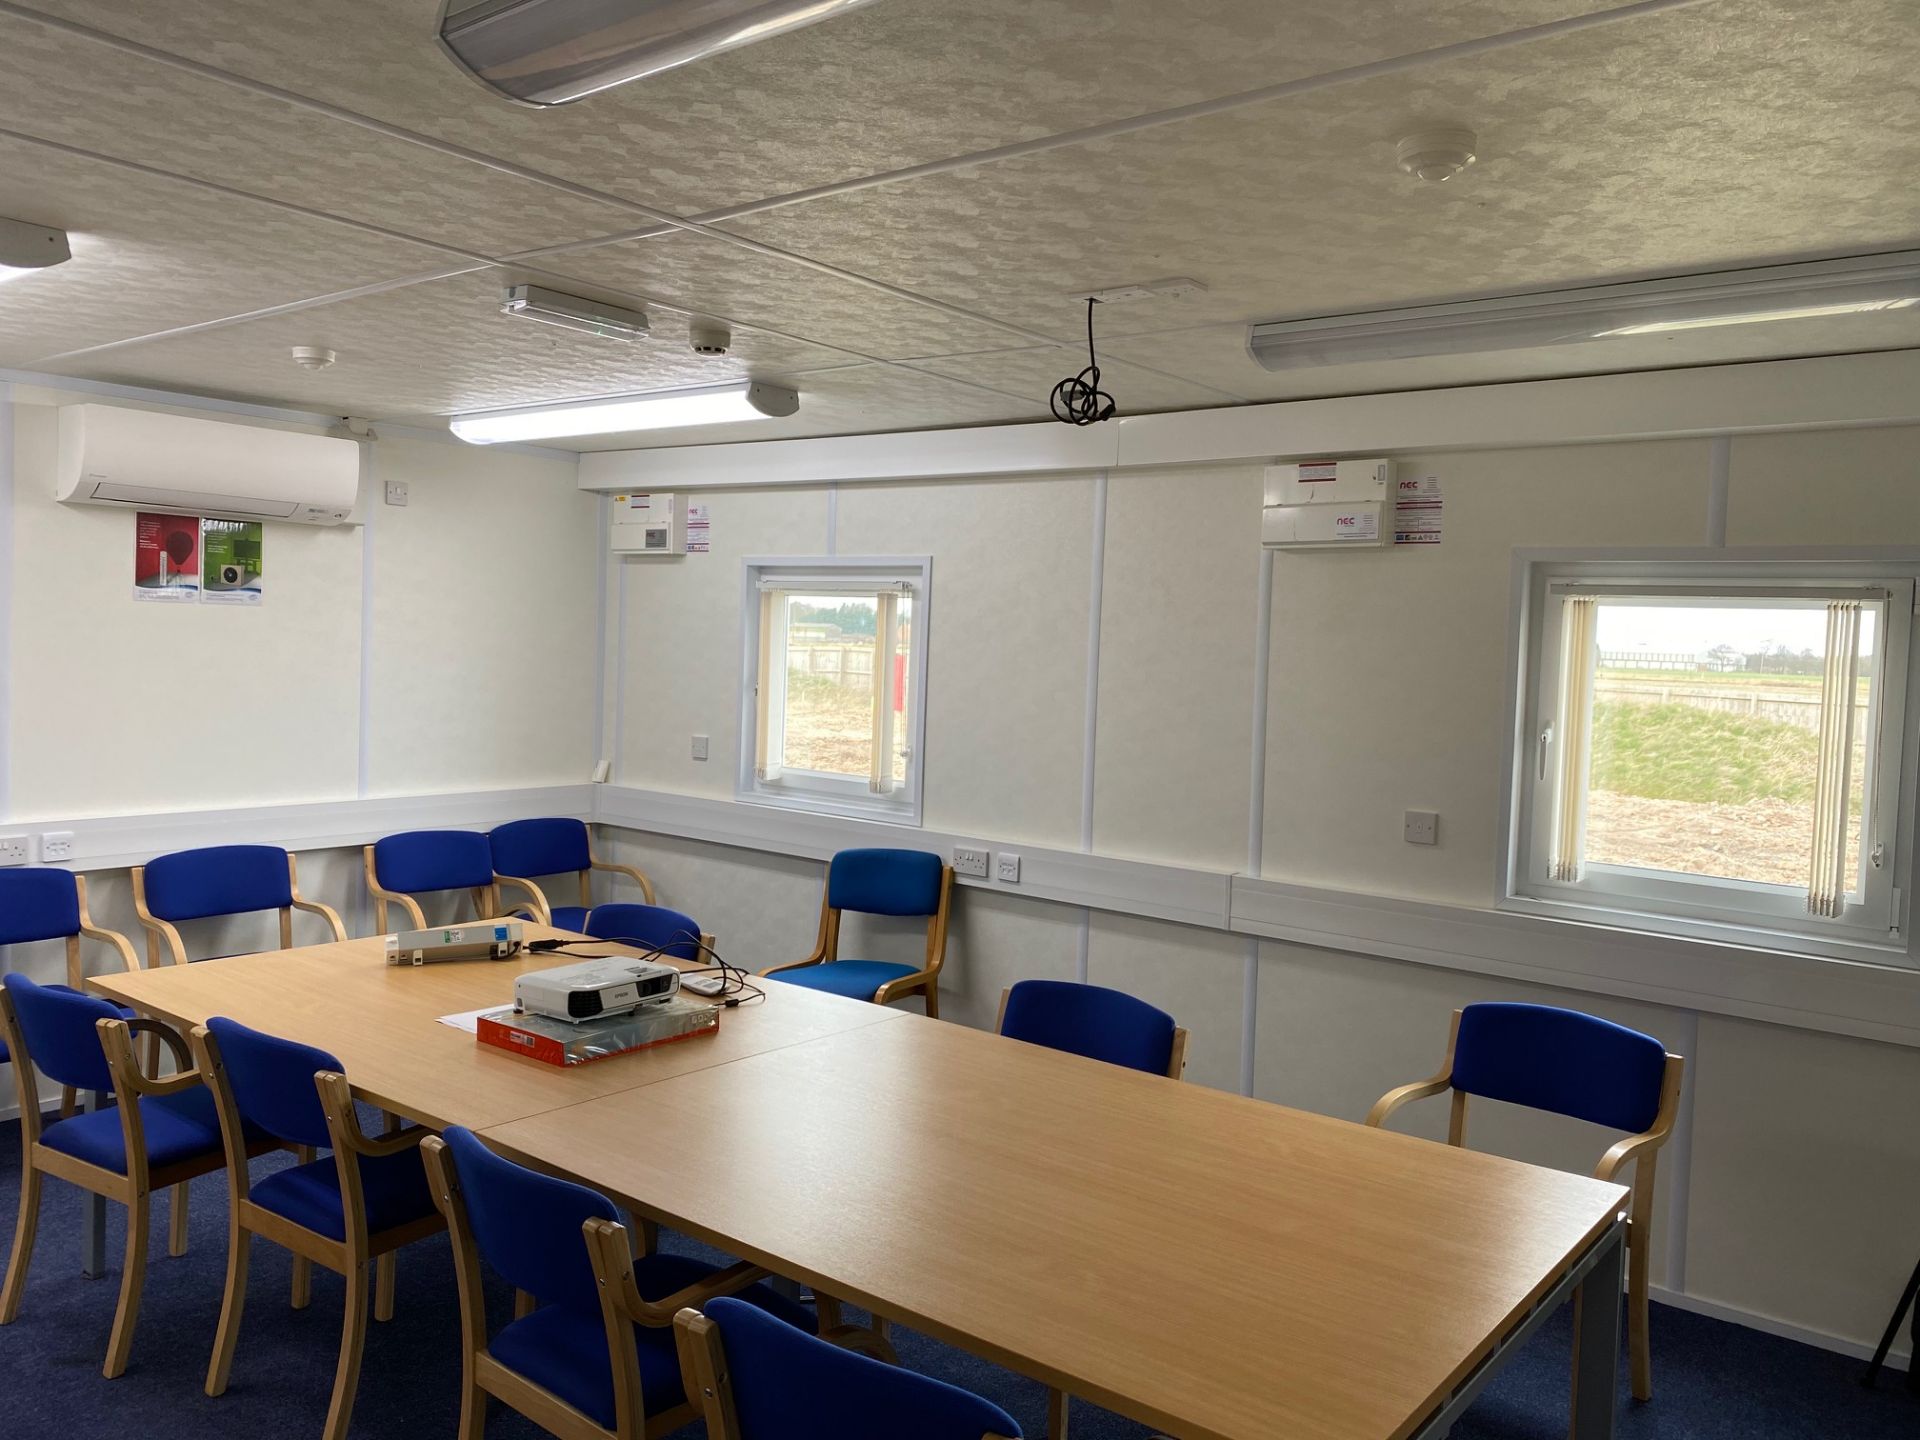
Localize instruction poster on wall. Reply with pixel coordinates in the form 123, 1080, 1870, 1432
1393, 474, 1443, 545
685, 503, 710, 553
133, 512, 202, 601
201, 518, 264, 604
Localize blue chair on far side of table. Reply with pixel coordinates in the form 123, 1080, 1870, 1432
422, 1126, 821, 1440
1366, 1001, 1683, 1402
997, 980, 1188, 1079
761, 849, 951, 1016
583, 903, 707, 963
365, 829, 512, 933
133, 844, 345, 966
674, 1297, 1023, 1440
489, 817, 656, 933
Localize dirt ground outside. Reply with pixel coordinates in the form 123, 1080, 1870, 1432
1584, 789, 1859, 888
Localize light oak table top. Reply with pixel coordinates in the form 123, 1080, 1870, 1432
87, 927, 903, 1131
483, 1014, 1628, 1440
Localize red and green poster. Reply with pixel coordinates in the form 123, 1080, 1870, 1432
133, 512, 200, 601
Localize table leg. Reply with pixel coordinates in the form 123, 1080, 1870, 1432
1569, 1223, 1625, 1440
80, 1090, 107, 1280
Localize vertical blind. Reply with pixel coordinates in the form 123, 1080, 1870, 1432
1807, 600, 1863, 917
1549, 596, 1598, 883
869, 589, 899, 794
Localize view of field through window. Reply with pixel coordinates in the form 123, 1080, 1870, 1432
777, 593, 911, 787
1583, 602, 1872, 890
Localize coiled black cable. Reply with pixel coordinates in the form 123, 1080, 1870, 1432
1050, 297, 1117, 425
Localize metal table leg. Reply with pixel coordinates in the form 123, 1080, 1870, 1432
1570, 1222, 1626, 1440
80, 1090, 107, 1280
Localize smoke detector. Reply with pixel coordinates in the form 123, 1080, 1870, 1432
1396, 127, 1478, 183
290, 346, 337, 371
688, 319, 731, 356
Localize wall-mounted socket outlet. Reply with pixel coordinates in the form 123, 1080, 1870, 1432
996, 852, 1022, 884
0, 835, 28, 867
1403, 810, 1439, 847
40, 832, 75, 862
384, 479, 409, 507
691, 735, 710, 762
951, 846, 990, 879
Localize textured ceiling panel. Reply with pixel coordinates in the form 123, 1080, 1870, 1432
0, 136, 460, 366
544, 233, 1031, 360
909, 346, 1246, 415
720, 0, 1920, 340
13, 0, 1612, 216
43, 272, 857, 418
0, 16, 644, 255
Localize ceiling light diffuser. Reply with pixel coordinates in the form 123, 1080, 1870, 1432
1247, 251, 1920, 371
449, 382, 800, 443
0, 217, 71, 283
501, 284, 650, 341
439, 0, 886, 106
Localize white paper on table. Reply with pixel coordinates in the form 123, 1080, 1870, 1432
437, 1005, 516, 1034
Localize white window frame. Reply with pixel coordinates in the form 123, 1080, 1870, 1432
736, 556, 931, 825
1501, 550, 1920, 967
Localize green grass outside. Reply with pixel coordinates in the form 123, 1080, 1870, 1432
1591, 700, 1817, 806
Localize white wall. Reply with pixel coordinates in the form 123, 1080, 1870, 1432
595, 420, 1920, 1364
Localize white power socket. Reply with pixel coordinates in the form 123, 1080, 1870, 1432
0, 835, 28, 867
996, 852, 1022, 884
952, 846, 990, 879
40, 831, 75, 862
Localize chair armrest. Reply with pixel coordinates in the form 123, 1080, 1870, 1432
368, 881, 427, 931
314, 1071, 428, 1158
495, 875, 552, 925
585, 1219, 767, 1327
590, 855, 657, 905
872, 969, 935, 1006
291, 897, 349, 942
761, 942, 830, 977
1364, 1072, 1453, 1128
1595, 1127, 1671, 1183
79, 922, 142, 974
97, 1018, 201, 1097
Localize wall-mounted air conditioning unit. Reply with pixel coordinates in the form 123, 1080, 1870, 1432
56, 404, 362, 526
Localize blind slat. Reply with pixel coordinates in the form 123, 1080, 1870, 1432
1807, 600, 1863, 917
1549, 596, 1599, 882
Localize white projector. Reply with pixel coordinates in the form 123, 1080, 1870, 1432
514, 957, 682, 1024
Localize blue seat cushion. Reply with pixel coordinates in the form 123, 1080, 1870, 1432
490, 1254, 816, 1429
40, 1086, 224, 1174
765, 960, 919, 1002
548, 905, 589, 933
250, 1146, 435, 1242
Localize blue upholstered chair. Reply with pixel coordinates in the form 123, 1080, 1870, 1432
583, 903, 707, 963
0, 975, 261, 1378
421, 1126, 818, 1440
1366, 1002, 1683, 1401
0, 868, 142, 1112
675, 1297, 1023, 1440
489, 817, 656, 933
193, 1016, 443, 1440
133, 844, 346, 966
997, 980, 1188, 1079
762, 849, 952, 1015
366, 829, 519, 932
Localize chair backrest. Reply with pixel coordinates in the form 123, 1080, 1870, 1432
1451, 1002, 1669, 1134
999, 980, 1177, 1077
0, 868, 81, 944
372, 830, 495, 895
704, 1296, 1022, 1440
1, 973, 118, 1092
583, 903, 704, 961
826, 848, 944, 918
205, 1015, 341, 1148
440, 1125, 617, 1310
489, 818, 591, 879
143, 845, 293, 923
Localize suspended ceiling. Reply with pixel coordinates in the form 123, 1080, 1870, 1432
1, 0, 1917, 450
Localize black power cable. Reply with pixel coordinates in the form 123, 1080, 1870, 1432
1050, 297, 1117, 425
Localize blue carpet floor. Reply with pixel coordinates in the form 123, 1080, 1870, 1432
0, 1110, 1915, 1439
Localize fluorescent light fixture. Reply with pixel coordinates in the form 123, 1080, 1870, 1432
439, 0, 886, 106
500, 283, 650, 341
1247, 251, 1920, 371
450, 381, 800, 443
0, 217, 71, 283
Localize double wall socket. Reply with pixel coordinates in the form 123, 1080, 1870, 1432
952, 846, 990, 878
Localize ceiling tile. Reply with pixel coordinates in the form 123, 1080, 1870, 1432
0, 135, 461, 367
909, 346, 1246, 414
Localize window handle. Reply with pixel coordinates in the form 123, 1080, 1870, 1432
1872, 841, 1885, 870
1537, 723, 1554, 782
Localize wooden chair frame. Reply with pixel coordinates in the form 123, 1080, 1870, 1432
496, 842, 658, 929
420, 1134, 774, 1440
763, 863, 954, 1017
994, 987, 1190, 1081
47, 872, 144, 1118
0, 1002, 266, 1378
364, 844, 513, 933
192, 1027, 444, 1440
673, 1307, 1019, 1440
133, 853, 346, 967
1365, 1008, 1685, 1402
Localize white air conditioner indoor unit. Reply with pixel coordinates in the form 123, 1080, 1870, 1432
56, 404, 362, 526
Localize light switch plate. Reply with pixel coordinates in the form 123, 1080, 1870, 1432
691, 735, 710, 762
1404, 810, 1439, 846
384, 480, 409, 507
952, 847, 990, 879
0, 835, 27, 867
40, 831, 75, 862
996, 852, 1022, 883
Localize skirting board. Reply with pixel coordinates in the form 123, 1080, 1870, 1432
1650, 1285, 1909, 1372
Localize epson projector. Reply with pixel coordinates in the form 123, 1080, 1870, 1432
514, 958, 682, 1024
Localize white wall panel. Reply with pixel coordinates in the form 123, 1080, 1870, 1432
834, 476, 1094, 848
1093, 466, 1263, 870
1726, 425, 1920, 546
935, 888, 1082, 1034
1086, 912, 1246, 1092
1261, 439, 1708, 905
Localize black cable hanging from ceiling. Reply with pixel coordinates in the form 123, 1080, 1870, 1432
1050, 297, 1117, 426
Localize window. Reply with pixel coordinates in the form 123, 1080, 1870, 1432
1507, 557, 1918, 961
738, 558, 929, 823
